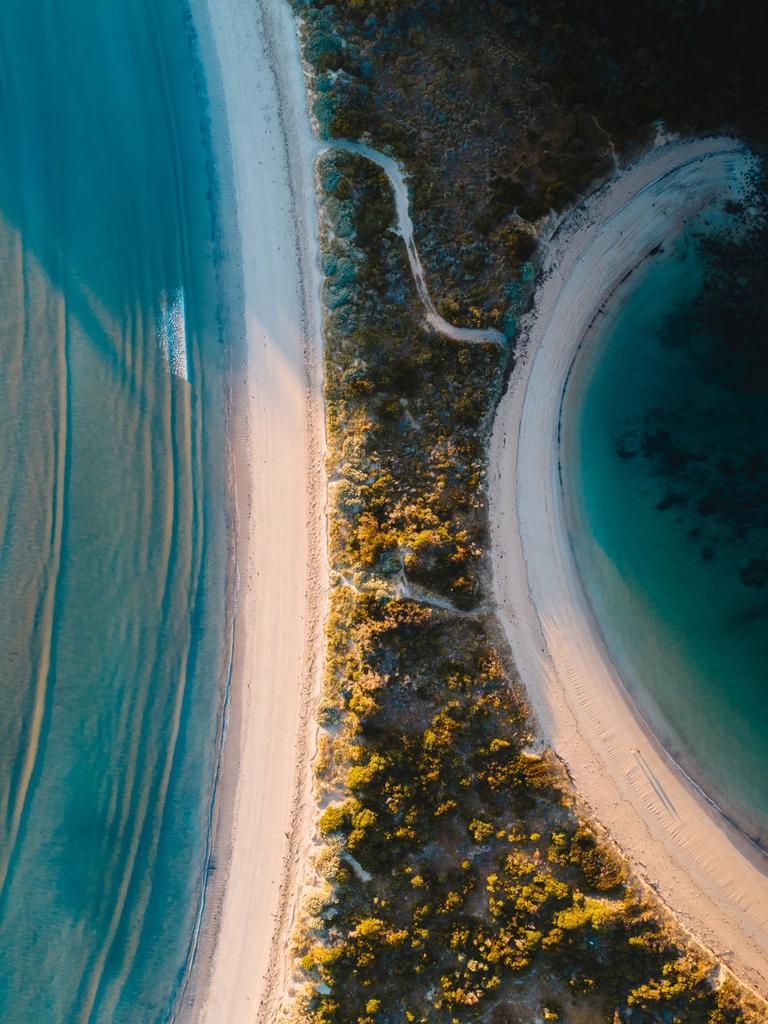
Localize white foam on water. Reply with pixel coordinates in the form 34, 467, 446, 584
156, 286, 189, 381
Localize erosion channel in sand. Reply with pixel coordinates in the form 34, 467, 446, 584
489, 137, 768, 997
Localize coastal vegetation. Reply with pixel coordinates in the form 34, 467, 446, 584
283, 149, 763, 1022
286, 1, 768, 1020
293, 0, 768, 334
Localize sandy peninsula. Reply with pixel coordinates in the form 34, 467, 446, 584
178, 0, 768, 1013
178, 0, 326, 1021
489, 137, 768, 997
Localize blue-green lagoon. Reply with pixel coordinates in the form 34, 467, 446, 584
564, 193, 768, 847
0, 1, 230, 1020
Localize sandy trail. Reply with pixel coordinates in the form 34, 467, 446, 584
326, 139, 506, 345
489, 136, 768, 997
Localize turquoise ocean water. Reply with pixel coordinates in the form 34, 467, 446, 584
0, 2, 229, 1020
565, 197, 768, 845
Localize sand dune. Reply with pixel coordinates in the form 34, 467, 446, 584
489, 137, 768, 997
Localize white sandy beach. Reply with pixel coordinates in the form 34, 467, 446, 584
179, 0, 326, 1021
489, 137, 768, 997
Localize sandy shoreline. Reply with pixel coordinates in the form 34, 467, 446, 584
174, 6, 768, 1014
489, 137, 768, 996
178, 0, 326, 1021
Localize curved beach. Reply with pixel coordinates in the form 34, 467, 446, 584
181, 0, 325, 1021
489, 137, 768, 996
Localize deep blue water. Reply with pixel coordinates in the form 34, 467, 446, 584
565, 196, 768, 844
0, 2, 229, 1020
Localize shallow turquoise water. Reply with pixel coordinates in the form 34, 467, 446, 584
0, 2, 228, 1020
565, 200, 768, 844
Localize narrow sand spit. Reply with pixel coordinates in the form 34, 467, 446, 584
489, 136, 768, 997
177, 0, 504, 1018
179, 0, 326, 1021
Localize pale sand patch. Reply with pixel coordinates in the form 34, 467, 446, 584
489, 136, 768, 997
177, 0, 326, 1021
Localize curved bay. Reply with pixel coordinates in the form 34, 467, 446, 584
565, 193, 768, 847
